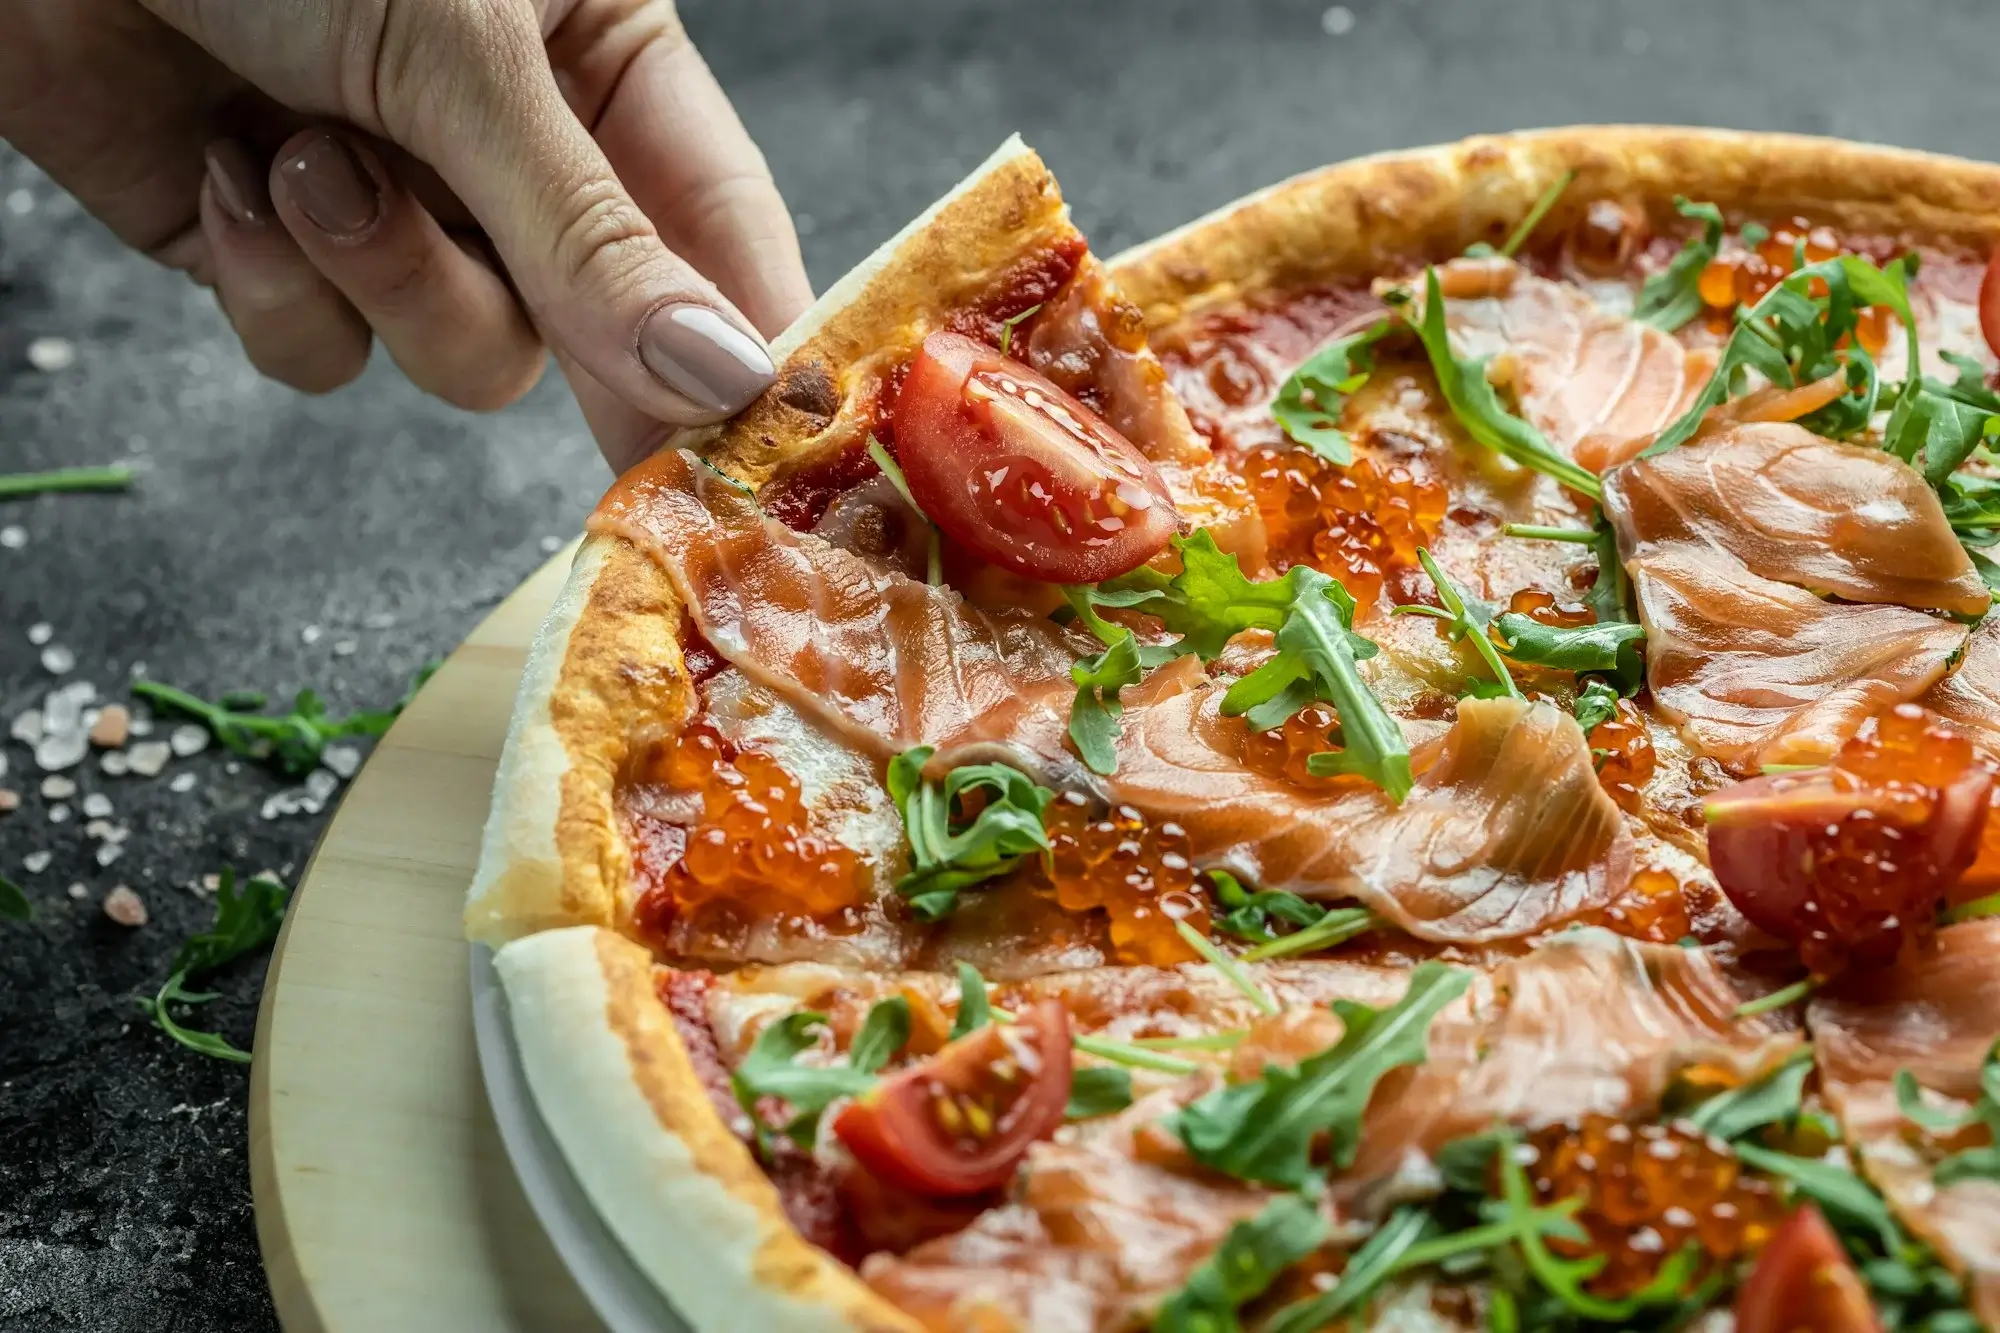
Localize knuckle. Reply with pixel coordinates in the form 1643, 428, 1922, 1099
548, 180, 661, 292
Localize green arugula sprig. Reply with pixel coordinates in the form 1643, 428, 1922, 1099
1090, 529, 1294, 662
1153, 1193, 1329, 1333
1394, 267, 1603, 499
1501, 517, 1634, 627
886, 747, 1053, 920
1465, 169, 1577, 261
1895, 1038, 2000, 1186
1206, 869, 1378, 960
1644, 251, 1919, 457
1684, 1046, 1817, 1144
1171, 962, 1469, 1187
138, 868, 290, 1061
1066, 1066, 1134, 1121
1494, 613, 1647, 693
1633, 198, 1726, 332
1570, 678, 1622, 733
730, 998, 909, 1155
1, 872, 29, 922
1271, 321, 1395, 465
134, 660, 439, 777
1392, 548, 1520, 700
1065, 622, 1143, 776
0, 464, 135, 499
865, 436, 942, 585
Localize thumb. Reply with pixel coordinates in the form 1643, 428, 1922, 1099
377, 4, 775, 425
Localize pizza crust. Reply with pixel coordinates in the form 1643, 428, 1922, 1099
494, 926, 921, 1333
471, 128, 2000, 1332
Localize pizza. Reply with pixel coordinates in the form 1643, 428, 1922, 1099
465, 127, 2000, 1332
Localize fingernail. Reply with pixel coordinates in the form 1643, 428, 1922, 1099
277, 131, 381, 239
204, 140, 270, 226
638, 303, 775, 413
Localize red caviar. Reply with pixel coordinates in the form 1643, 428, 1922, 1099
1522, 1115, 1787, 1299
1590, 698, 1658, 812
1244, 450, 1446, 608
1589, 867, 1693, 944
1042, 791, 1209, 965
634, 722, 865, 922
1241, 703, 1363, 788
1507, 588, 1596, 629
1695, 217, 1893, 353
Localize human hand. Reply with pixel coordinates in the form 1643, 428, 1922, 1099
0, 0, 814, 470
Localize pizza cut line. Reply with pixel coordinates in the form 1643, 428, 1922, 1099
467, 129, 2000, 1332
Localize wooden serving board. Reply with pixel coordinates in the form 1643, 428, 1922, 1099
250, 545, 606, 1333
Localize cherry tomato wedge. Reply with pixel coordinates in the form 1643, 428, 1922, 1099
1734, 1205, 1882, 1333
1706, 709, 1991, 974
832, 999, 1071, 1197
1980, 244, 2000, 362
891, 330, 1180, 583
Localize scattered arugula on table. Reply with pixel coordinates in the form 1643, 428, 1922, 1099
133, 659, 439, 777
0, 464, 135, 499
0, 872, 30, 922
730, 997, 909, 1156
1153, 1192, 1329, 1333
1392, 267, 1603, 499
886, 747, 1053, 920
1643, 250, 1919, 457
1271, 321, 1395, 465
1895, 1038, 2000, 1186
138, 868, 290, 1062
1393, 548, 1520, 700
1171, 962, 1469, 1187
1633, 197, 1726, 332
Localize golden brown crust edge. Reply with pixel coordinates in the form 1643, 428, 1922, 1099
1112, 125, 2000, 335
478, 128, 2000, 1333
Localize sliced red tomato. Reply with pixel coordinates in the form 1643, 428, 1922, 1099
832, 999, 1071, 1197
1734, 1205, 1882, 1333
1980, 244, 2000, 361
891, 330, 1179, 583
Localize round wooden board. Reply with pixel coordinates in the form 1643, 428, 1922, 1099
249, 544, 606, 1333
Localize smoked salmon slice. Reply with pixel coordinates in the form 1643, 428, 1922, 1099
1430, 256, 1715, 473
1626, 545, 1966, 770
1603, 421, 1990, 617
600, 450, 1633, 943
1925, 617, 2000, 756
1810, 918, 2000, 1327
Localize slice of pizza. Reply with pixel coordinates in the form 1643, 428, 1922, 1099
470, 130, 2000, 1331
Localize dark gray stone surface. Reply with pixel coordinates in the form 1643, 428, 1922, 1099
1, 0, 1995, 1327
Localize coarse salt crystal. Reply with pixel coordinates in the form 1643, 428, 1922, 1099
47, 804, 69, 823
39, 775, 75, 801
169, 772, 197, 794
333, 639, 358, 657
42, 681, 96, 732
168, 725, 209, 757
41, 645, 75, 675
22, 851, 51, 874
322, 744, 362, 779
363, 611, 396, 630
103, 886, 147, 927
305, 769, 339, 803
84, 819, 113, 840
539, 535, 564, 554
66, 882, 87, 900
27, 623, 52, 646
10, 710, 44, 745
301, 624, 322, 644
125, 740, 171, 777
95, 843, 123, 868
89, 704, 130, 748
99, 751, 130, 776
82, 793, 112, 818
26, 336, 77, 372
0, 790, 17, 813
34, 731, 88, 772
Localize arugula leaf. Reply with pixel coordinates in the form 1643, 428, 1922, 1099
1936, 1147, 2000, 1187
1903, 1038, 2000, 1185
1271, 321, 1395, 466
1171, 962, 1470, 1187
0, 872, 29, 922
1686, 1046, 1815, 1142
1493, 613, 1646, 693
1152, 1193, 1329, 1333
1219, 567, 1412, 801
1239, 907, 1377, 963
1571, 678, 1621, 734
1068, 629, 1143, 776
1392, 548, 1520, 699
0, 464, 135, 499
139, 868, 290, 1062
1395, 268, 1602, 499
1645, 252, 1918, 458
997, 303, 1042, 357
1584, 513, 1634, 626
134, 660, 436, 777
1092, 530, 1296, 661
1208, 868, 1327, 944
950, 961, 991, 1040
1174, 918, 1278, 1016
731, 997, 908, 1153
1066, 1066, 1134, 1122
887, 747, 1054, 920
1261, 1206, 1432, 1333
1895, 1070, 1978, 1135
1634, 198, 1726, 333
865, 436, 941, 585
1734, 1142, 1906, 1255
1463, 169, 1576, 261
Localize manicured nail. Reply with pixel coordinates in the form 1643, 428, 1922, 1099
204, 140, 270, 226
638, 303, 775, 413
277, 131, 381, 239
